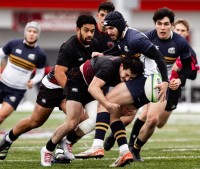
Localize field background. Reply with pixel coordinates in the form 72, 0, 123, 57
0, 110, 200, 169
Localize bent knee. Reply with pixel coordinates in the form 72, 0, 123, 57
146, 117, 158, 128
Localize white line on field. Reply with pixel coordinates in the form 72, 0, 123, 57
1, 155, 200, 162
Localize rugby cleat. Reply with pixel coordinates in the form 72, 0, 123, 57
75, 147, 104, 159
0, 132, 12, 160
51, 151, 71, 164
59, 139, 75, 160
40, 146, 53, 167
109, 151, 133, 167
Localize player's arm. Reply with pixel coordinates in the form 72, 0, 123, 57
27, 68, 45, 89
88, 76, 120, 112
143, 45, 169, 101
179, 56, 192, 86
54, 65, 68, 88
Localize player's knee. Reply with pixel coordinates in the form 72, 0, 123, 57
67, 120, 79, 131
146, 116, 158, 127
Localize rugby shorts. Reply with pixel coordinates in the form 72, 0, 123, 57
165, 87, 181, 111
65, 67, 94, 106
125, 75, 149, 109
0, 82, 26, 110
36, 84, 65, 108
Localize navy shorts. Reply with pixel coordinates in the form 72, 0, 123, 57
125, 75, 149, 109
65, 67, 94, 106
0, 82, 26, 110
165, 87, 181, 111
36, 84, 66, 108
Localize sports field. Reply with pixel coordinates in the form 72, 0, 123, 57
0, 110, 200, 169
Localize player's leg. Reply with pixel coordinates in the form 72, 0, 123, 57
75, 82, 136, 160
0, 83, 26, 125
41, 100, 83, 166
0, 102, 15, 124
131, 101, 166, 161
128, 104, 148, 149
104, 109, 135, 151
54, 100, 97, 163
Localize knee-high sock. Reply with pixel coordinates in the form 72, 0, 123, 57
92, 112, 110, 147
128, 118, 145, 146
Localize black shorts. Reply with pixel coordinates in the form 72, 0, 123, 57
65, 67, 94, 106
165, 87, 181, 111
0, 82, 26, 110
125, 75, 149, 109
36, 84, 65, 108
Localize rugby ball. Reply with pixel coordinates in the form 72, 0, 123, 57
144, 73, 162, 102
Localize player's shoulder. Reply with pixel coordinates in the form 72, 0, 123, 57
8, 39, 23, 46
126, 27, 149, 42
172, 32, 188, 45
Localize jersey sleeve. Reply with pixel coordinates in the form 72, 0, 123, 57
2, 40, 16, 55
36, 50, 46, 68
95, 61, 117, 83
128, 31, 154, 54
56, 42, 74, 68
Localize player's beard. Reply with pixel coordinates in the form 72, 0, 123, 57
80, 33, 92, 46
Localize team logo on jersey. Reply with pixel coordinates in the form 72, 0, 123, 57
16, 49, 22, 54
168, 47, 175, 54
78, 58, 84, 62
28, 54, 35, 60
107, 42, 115, 48
124, 46, 129, 52
41, 99, 46, 104
72, 88, 78, 92
9, 96, 16, 102
155, 45, 159, 50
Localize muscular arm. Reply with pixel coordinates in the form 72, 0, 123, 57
54, 65, 68, 88
88, 76, 120, 111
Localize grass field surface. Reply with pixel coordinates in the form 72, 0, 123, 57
0, 110, 200, 169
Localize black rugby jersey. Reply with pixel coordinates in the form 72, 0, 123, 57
47, 35, 98, 85
94, 25, 114, 52
82, 56, 121, 86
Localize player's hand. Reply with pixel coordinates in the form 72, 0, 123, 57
155, 81, 168, 102
26, 80, 33, 89
106, 101, 120, 114
169, 78, 181, 90
92, 52, 104, 58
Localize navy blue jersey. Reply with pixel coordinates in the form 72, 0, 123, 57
145, 29, 191, 77
1, 39, 46, 89
118, 28, 154, 56
47, 35, 97, 85
3, 39, 46, 69
116, 27, 168, 82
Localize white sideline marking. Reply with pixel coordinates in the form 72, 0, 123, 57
2, 155, 200, 162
